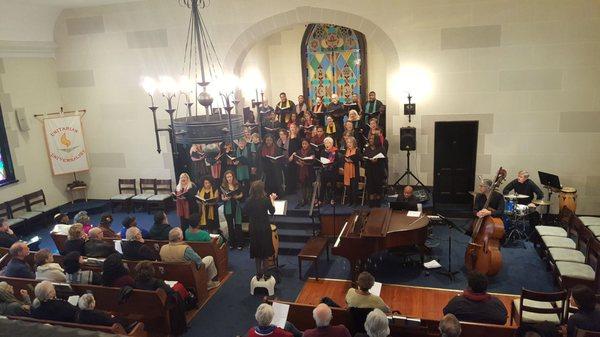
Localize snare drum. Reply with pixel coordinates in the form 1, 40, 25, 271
505, 200, 515, 215
559, 187, 577, 213
514, 204, 529, 217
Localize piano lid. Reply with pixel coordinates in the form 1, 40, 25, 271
361, 208, 392, 238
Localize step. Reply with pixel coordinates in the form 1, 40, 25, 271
278, 241, 306, 255
274, 215, 319, 227
277, 228, 313, 243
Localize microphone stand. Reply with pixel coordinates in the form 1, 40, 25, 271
437, 214, 461, 281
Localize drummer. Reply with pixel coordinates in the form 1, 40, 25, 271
502, 170, 544, 207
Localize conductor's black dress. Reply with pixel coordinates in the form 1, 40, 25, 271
243, 197, 275, 259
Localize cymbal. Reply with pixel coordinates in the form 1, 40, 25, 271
504, 194, 529, 199
532, 199, 552, 206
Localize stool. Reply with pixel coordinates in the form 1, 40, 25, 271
298, 236, 329, 280
250, 275, 276, 296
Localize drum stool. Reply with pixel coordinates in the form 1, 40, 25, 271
250, 275, 276, 296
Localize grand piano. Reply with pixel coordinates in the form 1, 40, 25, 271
331, 208, 430, 278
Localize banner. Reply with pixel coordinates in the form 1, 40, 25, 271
43, 115, 89, 175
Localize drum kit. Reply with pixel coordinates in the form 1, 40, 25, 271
503, 193, 538, 245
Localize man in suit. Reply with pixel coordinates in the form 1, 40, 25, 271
83, 228, 116, 258
1, 242, 34, 279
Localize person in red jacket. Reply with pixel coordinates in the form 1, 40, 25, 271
247, 303, 293, 337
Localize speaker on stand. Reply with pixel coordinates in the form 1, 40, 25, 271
393, 94, 426, 188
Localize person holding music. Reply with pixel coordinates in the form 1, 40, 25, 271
221, 170, 244, 250
474, 179, 505, 219
173, 173, 199, 233
318, 137, 339, 206
363, 134, 386, 207
502, 170, 543, 226
260, 134, 284, 196
197, 177, 220, 234
243, 181, 277, 281
343, 136, 361, 206
289, 139, 316, 207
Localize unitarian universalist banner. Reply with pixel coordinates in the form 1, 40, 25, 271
43, 115, 90, 175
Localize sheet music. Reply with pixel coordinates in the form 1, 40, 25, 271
67, 295, 80, 306
272, 302, 290, 329
406, 211, 421, 217
114, 240, 123, 254
274, 200, 287, 215
334, 222, 349, 248
164, 280, 178, 288
371, 282, 382, 296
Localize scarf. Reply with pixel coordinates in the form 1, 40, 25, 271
366, 100, 378, 114
326, 123, 336, 135
277, 100, 291, 110
175, 185, 191, 218
254, 325, 277, 336
463, 289, 492, 302
344, 147, 357, 186
199, 187, 216, 225
313, 103, 323, 113
223, 185, 242, 224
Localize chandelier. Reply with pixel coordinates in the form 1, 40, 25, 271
140, 0, 252, 154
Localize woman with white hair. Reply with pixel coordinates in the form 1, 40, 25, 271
73, 211, 93, 235
247, 303, 302, 337
77, 293, 123, 327
31, 281, 78, 322
0, 281, 31, 316
318, 137, 339, 205
34, 248, 67, 282
355, 309, 390, 337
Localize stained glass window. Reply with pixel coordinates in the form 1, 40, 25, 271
0, 105, 16, 187
302, 24, 366, 105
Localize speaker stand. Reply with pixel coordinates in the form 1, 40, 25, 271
393, 150, 426, 188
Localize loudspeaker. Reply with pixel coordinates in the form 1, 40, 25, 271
400, 127, 416, 151
15, 109, 30, 131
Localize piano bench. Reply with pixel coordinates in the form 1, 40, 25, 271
298, 237, 330, 280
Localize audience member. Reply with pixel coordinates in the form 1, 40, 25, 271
439, 314, 461, 337
63, 251, 99, 284
149, 211, 173, 241
63, 223, 86, 255
567, 285, 600, 337
73, 211, 93, 234
120, 216, 149, 239
345, 272, 390, 313
133, 261, 175, 296
98, 214, 120, 239
0, 281, 31, 316
443, 272, 507, 325
355, 308, 389, 337
303, 303, 351, 337
122, 227, 160, 261
34, 248, 66, 282
101, 253, 134, 287
51, 213, 71, 235
184, 214, 212, 242
0, 217, 18, 248
247, 303, 293, 337
1, 242, 34, 279
84, 227, 117, 258
30, 281, 79, 322
159, 228, 220, 290
77, 293, 124, 327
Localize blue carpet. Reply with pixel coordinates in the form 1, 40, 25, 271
27, 203, 556, 337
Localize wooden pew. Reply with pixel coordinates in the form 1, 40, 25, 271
7, 315, 147, 337
50, 233, 229, 280
267, 299, 518, 337
0, 274, 171, 335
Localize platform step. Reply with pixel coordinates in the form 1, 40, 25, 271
277, 228, 313, 243
278, 241, 306, 255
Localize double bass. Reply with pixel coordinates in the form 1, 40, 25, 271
464, 167, 507, 276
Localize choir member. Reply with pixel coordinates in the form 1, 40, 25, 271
300, 113, 315, 139
324, 116, 338, 145
275, 92, 295, 124
363, 134, 386, 207
290, 138, 316, 207
287, 124, 301, 195
288, 112, 299, 129
250, 133, 261, 181
222, 142, 237, 176
296, 95, 308, 116
205, 142, 223, 180
367, 118, 385, 145
260, 134, 284, 196
221, 170, 244, 250
197, 177, 220, 233
310, 126, 326, 157
262, 111, 281, 139
190, 144, 209, 182
312, 96, 325, 126
344, 93, 362, 116
327, 94, 344, 134
343, 136, 361, 206
347, 109, 363, 135
319, 137, 339, 205
173, 173, 199, 232
363, 91, 383, 128
243, 128, 253, 143
234, 138, 251, 189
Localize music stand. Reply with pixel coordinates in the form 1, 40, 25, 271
538, 171, 561, 223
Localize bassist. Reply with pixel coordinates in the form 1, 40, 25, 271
473, 179, 505, 219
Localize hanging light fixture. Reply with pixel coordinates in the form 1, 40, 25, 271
141, 0, 248, 154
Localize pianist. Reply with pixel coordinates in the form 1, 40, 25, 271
395, 185, 418, 211
345, 272, 390, 313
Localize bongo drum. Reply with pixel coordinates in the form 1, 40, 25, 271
559, 187, 577, 213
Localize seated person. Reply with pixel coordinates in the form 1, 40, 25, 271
355, 308, 389, 337
303, 303, 351, 337
439, 314, 461, 337
395, 185, 418, 211
149, 211, 173, 241
63, 223, 86, 255
34, 248, 66, 282
0, 281, 31, 316
185, 214, 211, 242
122, 227, 160, 261
101, 253, 134, 287
248, 303, 297, 337
159, 228, 220, 290
77, 293, 126, 327
50, 213, 71, 235
30, 281, 79, 322
473, 179, 504, 219
443, 271, 507, 325
84, 227, 117, 258
133, 261, 176, 297
63, 251, 100, 284
0, 217, 18, 248
74, 211, 93, 235
345, 271, 390, 313
120, 216, 149, 239
567, 285, 600, 337
98, 214, 120, 239
1, 242, 34, 279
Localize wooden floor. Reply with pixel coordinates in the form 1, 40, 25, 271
296, 278, 519, 327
